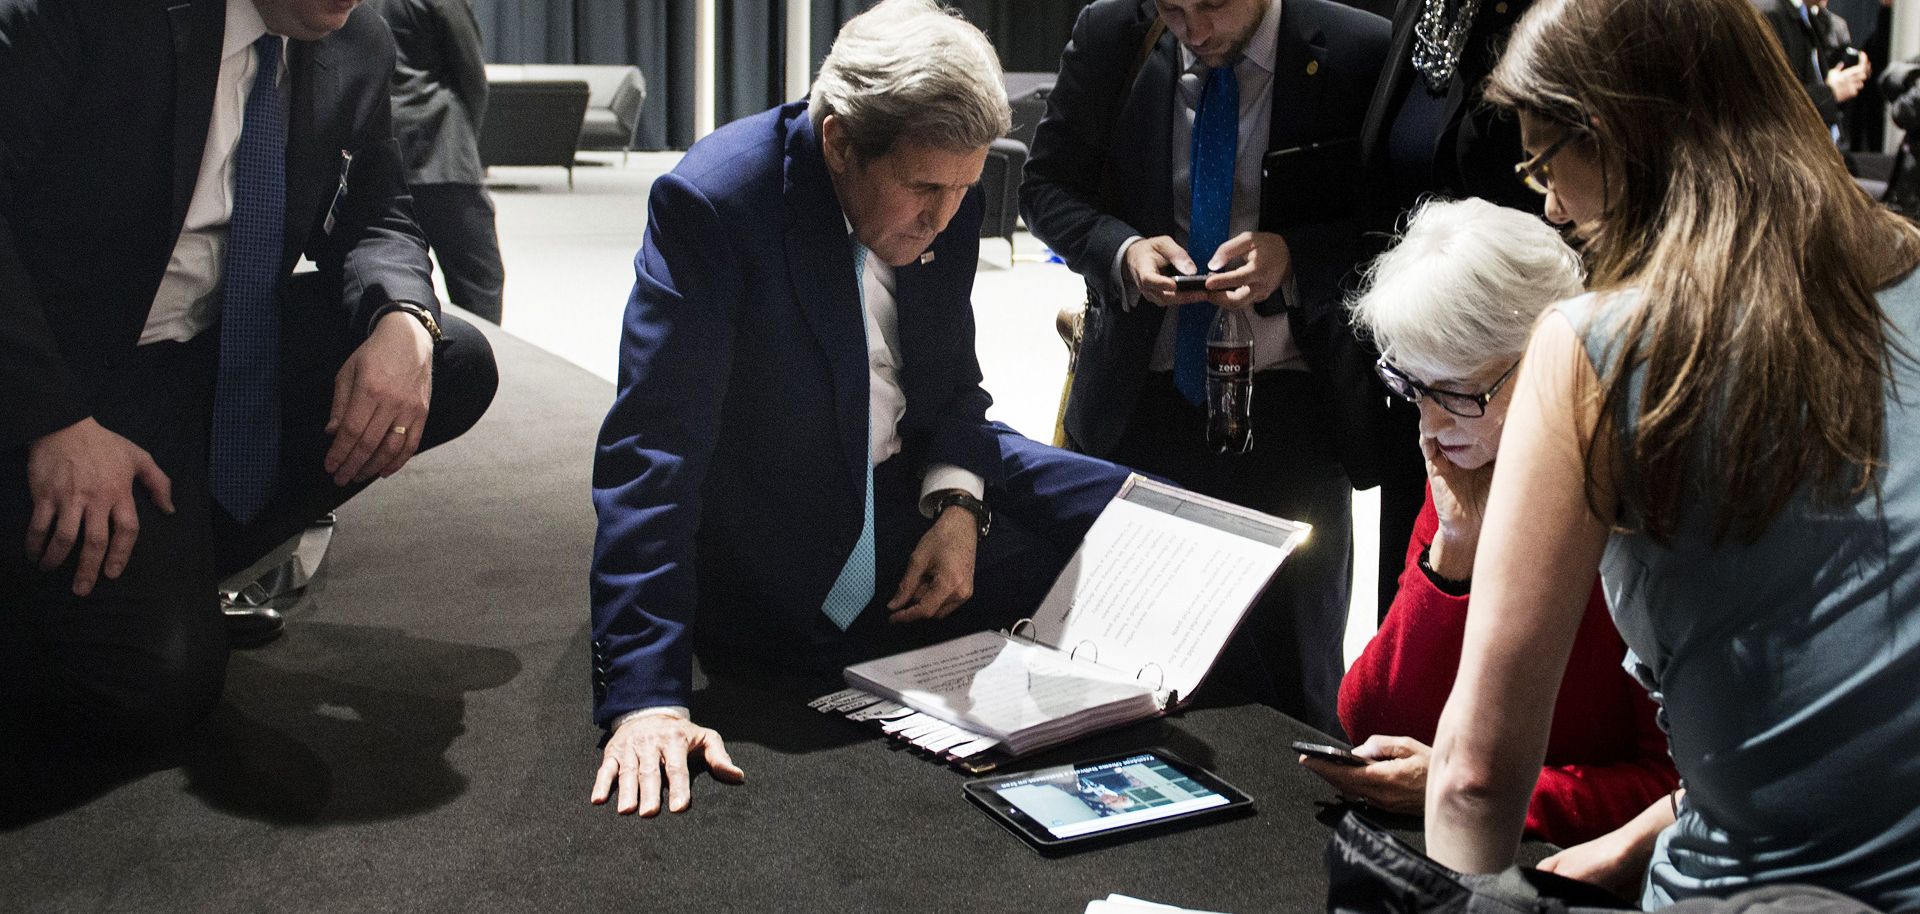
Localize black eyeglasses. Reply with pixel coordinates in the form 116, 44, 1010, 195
1374, 357, 1519, 418
1514, 127, 1585, 195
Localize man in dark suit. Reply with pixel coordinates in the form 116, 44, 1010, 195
0, 0, 497, 811
1755, 0, 1871, 135
588, 0, 1131, 818
1022, 0, 1391, 731
369, 0, 504, 324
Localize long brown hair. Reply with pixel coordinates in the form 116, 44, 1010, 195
1485, 0, 1920, 544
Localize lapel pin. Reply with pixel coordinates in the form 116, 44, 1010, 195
1306, 60, 1320, 76
918, 251, 936, 265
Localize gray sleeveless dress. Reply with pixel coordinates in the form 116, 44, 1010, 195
1556, 269, 1920, 912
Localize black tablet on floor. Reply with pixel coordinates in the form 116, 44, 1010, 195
963, 748, 1253, 855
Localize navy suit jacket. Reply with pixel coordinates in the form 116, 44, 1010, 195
589, 102, 998, 723
1021, 0, 1402, 488
0, 0, 435, 453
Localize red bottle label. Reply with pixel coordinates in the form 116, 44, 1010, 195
1207, 343, 1251, 377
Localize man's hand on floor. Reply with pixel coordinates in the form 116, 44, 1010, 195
591, 712, 746, 815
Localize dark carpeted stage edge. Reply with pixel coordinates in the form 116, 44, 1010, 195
0, 317, 1547, 912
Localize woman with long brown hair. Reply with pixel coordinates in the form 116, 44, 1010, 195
1419, 0, 1920, 906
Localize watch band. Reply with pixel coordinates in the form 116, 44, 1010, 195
373, 300, 444, 344
1417, 543, 1471, 596
932, 490, 991, 539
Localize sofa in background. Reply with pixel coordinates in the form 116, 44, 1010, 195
477, 79, 592, 189
486, 64, 648, 157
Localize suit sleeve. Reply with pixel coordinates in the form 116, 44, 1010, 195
311, 21, 439, 332
589, 173, 741, 724
438, 0, 488, 127
0, 0, 91, 450
1020, 4, 1147, 308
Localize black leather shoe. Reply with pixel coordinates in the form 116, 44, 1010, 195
222, 603, 285, 648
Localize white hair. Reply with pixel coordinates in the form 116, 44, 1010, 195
1348, 197, 1586, 381
808, 0, 1011, 160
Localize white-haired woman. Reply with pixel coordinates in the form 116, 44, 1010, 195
1298, 198, 1676, 848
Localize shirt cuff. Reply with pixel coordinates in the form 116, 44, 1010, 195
1112, 235, 1144, 312
610, 706, 691, 732
918, 464, 986, 518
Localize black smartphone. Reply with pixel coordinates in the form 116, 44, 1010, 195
963, 748, 1253, 856
1172, 274, 1209, 293
1292, 740, 1370, 767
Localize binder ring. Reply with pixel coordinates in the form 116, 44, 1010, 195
1135, 662, 1166, 691
1009, 618, 1037, 640
1068, 640, 1100, 664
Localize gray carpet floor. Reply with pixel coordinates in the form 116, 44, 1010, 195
2, 320, 622, 911
0, 317, 1545, 913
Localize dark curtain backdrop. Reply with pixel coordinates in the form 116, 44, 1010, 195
469, 0, 1089, 150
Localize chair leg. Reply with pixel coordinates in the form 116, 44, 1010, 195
567, 166, 575, 192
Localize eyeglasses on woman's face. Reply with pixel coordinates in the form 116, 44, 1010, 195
1374, 356, 1519, 418
1514, 127, 1585, 195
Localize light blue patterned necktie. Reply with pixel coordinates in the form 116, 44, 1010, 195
210, 34, 287, 523
821, 243, 877, 630
1173, 63, 1239, 406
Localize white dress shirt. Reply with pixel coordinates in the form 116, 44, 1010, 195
140, 0, 285, 345
851, 231, 986, 510
1115, 0, 1306, 373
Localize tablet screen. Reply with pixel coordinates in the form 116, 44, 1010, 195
984, 752, 1230, 839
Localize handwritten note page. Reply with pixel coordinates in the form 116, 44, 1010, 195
1028, 498, 1291, 700
843, 631, 1156, 742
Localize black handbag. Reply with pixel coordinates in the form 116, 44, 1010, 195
1324, 811, 1639, 914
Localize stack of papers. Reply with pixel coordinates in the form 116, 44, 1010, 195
842, 631, 1161, 756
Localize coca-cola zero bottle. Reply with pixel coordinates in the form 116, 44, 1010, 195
1206, 307, 1254, 454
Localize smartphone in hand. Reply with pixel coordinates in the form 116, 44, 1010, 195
1292, 740, 1370, 767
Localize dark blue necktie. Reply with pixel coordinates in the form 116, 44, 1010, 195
821, 243, 876, 630
210, 35, 287, 523
1174, 64, 1239, 406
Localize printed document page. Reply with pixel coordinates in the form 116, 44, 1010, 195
1028, 481, 1306, 701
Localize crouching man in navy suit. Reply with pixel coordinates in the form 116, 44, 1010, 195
0, 0, 497, 815
588, 0, 1133, 816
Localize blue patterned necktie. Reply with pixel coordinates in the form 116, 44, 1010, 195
210, 35, 287, 523
822, 243, 877, 630
1173, 63, 1239, 406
